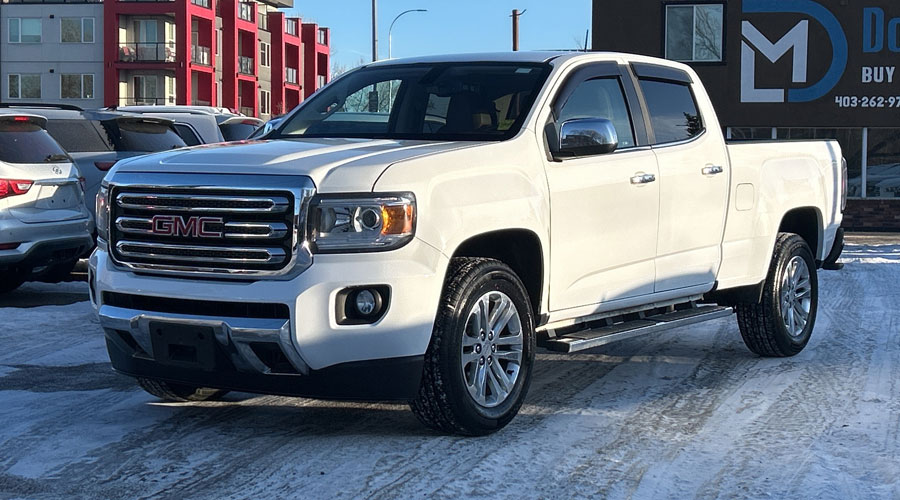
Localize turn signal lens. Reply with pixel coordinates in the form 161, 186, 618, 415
381, 204, 415, 235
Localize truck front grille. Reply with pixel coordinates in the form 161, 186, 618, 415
109, 186, 296, 275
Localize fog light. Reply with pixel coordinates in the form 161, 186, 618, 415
355, 289, 377, 316
337, 285, 391, 325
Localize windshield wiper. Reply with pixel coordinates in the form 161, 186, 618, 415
44, 154, 71, 163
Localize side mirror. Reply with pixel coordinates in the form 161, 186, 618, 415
557, 118, 618, 158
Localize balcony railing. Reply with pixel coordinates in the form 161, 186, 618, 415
285, 67, 298, 84
285, 19, 297, 36
238, 3, 254, 22
191, 45, 211, 65
190, 0, 209, 7
119, 42, 176, 63
238, 55, 254, 75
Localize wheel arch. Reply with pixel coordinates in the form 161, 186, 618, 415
778, 206, 824, 260
450, 229, 545, 318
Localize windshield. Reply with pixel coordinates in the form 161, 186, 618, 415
277, 62, 551, 141
0, 122, 70, 164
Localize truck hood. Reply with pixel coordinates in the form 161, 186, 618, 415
111, 138, 480, 192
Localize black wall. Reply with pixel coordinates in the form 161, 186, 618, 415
593, 0, 900, 127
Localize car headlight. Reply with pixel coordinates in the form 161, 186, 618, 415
309, 193, 415, 253
96, 184, 110, 241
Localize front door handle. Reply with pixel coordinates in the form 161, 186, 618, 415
702, 165, 724, 176
630, 173, 657, 185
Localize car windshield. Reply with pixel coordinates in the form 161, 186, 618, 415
277, 62, 551, 141
0, 122, 70, 164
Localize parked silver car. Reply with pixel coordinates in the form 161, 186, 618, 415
114, 105, 264, 141
0, 114, 93, 293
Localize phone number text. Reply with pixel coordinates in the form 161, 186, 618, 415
834, 95, 900, 108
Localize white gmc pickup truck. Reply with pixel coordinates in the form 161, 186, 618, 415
90, 52, 846, 435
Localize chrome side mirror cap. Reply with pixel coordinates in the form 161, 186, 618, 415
557, 118, 618, 158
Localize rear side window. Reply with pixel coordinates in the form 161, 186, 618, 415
102, 120, 186, 152
220, 122, 259, 141
173, 123, 202, 146
558, 78, 636, 149
0, 122, 69, 164
638, 79, 703, 144
45, 119, 113, 152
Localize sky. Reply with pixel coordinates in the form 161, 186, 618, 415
286, 1, 592, 71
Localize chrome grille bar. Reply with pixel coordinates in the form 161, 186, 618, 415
116, 193, 291, 213
116, 217, 289, 240
116, 240, 287, 265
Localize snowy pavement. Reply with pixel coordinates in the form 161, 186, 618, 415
1, 241, 899, 499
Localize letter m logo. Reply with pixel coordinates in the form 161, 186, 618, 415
741, 21, 809, 103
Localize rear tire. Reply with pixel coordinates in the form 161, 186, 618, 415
36, 259, 78, 283
137, 377, 229, 402
736, 233, 818, 357
0, 268, 28, 294
411, 258, 535, 435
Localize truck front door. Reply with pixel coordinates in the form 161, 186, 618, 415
544, 63, 659, 312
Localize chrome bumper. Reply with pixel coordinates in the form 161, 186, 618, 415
98, 305, 310, 375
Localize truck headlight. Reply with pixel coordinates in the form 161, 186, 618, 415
96, 185, 110, 241
309, 193, 415, 253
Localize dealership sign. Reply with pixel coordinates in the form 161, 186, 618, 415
732, 0, 900, 126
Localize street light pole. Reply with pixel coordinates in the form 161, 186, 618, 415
372, 0, 378, 62
389, 9, 427, 59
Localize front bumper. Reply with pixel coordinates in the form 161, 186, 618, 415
0, 217, 94, 269
91, 237, 448, 400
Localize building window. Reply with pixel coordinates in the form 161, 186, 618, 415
8, 18, 42, 43
639, 79, 703, 143
285, 18, 298, 36
318, 28, 327, 45
61, 74, 94, 99
8, 74, 41, 99
61, 18, 94, 43
238, 3, 254, 22
258, 12, 269, 31
259, 42, 271, 68
318, 74, 326, 90
665, 4, 724, 62
260, 89, 271, 115
191, 0, 211, 9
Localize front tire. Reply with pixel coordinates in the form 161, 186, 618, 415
137, 377, 229, 402
0, 268, 28, 294
736, 233, 818, 357
411, 258, 535, 435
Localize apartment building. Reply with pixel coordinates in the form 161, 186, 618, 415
1, 0, 329, 119
1, 0, 105, 109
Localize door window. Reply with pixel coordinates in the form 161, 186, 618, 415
638, 79, 703, 144
557, 78, 635, 149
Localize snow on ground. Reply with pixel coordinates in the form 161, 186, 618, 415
1, 241, 899, 499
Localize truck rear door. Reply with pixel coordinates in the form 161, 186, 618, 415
632, 64, 729, 292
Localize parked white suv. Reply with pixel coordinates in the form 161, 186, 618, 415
0, 114, 93, 292
91, 52, 845, 434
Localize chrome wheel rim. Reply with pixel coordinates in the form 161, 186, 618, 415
460, 291, 523, 408
780, 255, 812, 339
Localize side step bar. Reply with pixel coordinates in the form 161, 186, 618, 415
540, 305, 733, 353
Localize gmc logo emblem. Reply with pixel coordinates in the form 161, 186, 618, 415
151, 215, 224, 238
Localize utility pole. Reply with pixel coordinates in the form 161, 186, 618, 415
372, 0, 379, 61
511, 9, 526, 51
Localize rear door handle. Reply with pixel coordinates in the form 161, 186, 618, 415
630, 173, 656, 185
702, 165, 724, 176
